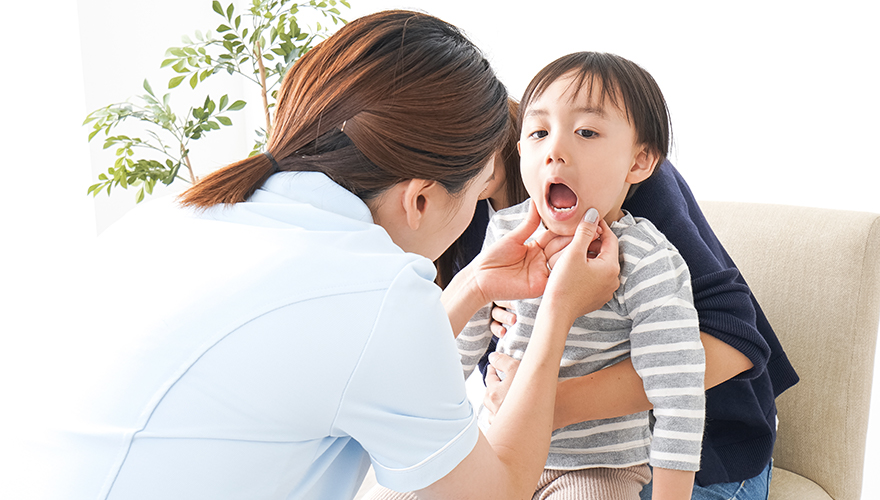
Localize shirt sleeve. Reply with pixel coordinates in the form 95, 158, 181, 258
622, 162, 773, 380
622, 225, 705, 472
331, 258, 479, 493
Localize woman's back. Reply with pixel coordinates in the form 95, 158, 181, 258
15, 172, 477, 499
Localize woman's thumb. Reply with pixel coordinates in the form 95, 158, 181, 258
570, 208, 600, 249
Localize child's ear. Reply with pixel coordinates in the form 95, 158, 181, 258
626, 146, 659, 184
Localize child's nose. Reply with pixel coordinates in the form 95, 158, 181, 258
545, 136, 568, 165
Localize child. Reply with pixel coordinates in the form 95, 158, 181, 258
457, 52, 705, 499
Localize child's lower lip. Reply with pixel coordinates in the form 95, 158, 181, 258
545, 202, 578, 222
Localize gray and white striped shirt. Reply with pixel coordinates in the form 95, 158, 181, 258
457, 201, 705, 471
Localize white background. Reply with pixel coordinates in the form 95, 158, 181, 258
1, 0, 877, 495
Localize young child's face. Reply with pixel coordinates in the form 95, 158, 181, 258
518, 72, 647, 236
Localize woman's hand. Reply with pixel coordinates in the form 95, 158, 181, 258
537, 209, 619, 325
470, 201, 550, 304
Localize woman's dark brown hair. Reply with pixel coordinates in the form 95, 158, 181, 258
179, 10, 509, 209
434, 97, 527, 288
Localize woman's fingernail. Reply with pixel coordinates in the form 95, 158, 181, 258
488, 352, 499, 364
584, 208, 599, 223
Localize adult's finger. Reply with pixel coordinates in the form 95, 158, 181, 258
489, 320, 507, 339
491, 303, 516, 326
568, 207, 600, 252
488, 352, 520, 378
503, 200, 541, 245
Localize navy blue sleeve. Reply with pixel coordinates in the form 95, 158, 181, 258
623, 161, 797, 391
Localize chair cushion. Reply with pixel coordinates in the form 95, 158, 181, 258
770, 467, 832, 500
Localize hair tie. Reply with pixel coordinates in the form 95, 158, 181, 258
264, 151, 280, 173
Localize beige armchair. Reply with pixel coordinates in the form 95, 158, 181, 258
700, 201, 880, 500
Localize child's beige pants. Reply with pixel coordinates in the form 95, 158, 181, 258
362, 464, 651, 500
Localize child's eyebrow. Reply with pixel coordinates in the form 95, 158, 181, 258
524, 105, 608, 119
572, 105, 607, 118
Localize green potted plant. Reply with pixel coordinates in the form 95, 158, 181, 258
84, 0, 350, 203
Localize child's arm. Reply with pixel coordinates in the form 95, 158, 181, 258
623, 225, 704, 498
651, 468, 696, 500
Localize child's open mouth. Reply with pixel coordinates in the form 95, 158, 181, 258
548, 183, 578, 214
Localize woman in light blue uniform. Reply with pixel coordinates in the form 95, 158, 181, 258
3, 10, 622, 500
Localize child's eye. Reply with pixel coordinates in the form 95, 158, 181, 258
577, 129, 597, 138
528, 130, 548, 139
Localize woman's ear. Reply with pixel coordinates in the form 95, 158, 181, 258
400, 178, 435, 230
626, 146, 659, 185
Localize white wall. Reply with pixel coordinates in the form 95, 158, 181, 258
1, 0, 877, 495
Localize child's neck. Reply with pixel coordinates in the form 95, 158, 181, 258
604, 207, 625, 226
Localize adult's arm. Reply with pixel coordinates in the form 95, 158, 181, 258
420, 208, 620, 499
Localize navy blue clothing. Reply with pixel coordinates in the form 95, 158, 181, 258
468, 161, 798, 486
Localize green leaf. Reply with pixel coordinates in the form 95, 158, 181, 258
182, 34, 193, 44
160, 58, 176, 68
217, 24, 231, 32
235, 15, 241, 29
217, 116, 232, 126
227, 100, 246, 111
136, 187, 145, 203
212, 0, 223, 15
219, 94, 229, 110
226, 2, 234, 20
195, 30, 204, 42
143, 79, 154, 96
168, 48, 186, 57
168, 75, 186, 88
189, 73, 198, 89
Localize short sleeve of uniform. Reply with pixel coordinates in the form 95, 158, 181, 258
331, 258, 478, 493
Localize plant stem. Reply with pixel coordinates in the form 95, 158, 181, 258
180, 144, 197, 183
254, 40, 273, 144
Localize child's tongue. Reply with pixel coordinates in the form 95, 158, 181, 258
549, 183, 577, 209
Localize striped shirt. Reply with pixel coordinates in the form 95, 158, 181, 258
457, 201, 705, 471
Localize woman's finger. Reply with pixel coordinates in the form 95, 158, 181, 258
503, 200, 541, 246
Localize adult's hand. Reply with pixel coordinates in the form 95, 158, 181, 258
443, 201, 548, 336
470, 201, 550, 304
539, 209, 619, 324
482, 352, 519, 425
490, 214, 614, 336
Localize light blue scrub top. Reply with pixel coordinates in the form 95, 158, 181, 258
5, 172, 478, 499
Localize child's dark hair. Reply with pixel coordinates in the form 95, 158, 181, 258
518, 52, 671, 172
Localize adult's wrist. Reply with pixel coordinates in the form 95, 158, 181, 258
442, 264, 491, 336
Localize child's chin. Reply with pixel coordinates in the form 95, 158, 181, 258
542, 217, 577, 237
